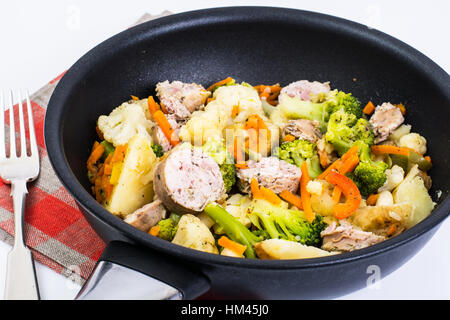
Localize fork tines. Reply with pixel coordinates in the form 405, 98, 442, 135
0, 90, 38, 159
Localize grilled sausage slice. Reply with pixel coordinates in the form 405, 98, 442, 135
280, 80, 331, 101
236, 157, 302, 194
283, 119, 322, 143
156, 80, 210, 121
154, 145, 226, 214
124, 199, 166, 232
370, 102, 404, 143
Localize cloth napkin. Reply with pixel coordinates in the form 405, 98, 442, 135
0, 11, 172, 285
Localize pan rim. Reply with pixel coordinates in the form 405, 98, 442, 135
44, 6, 450, 270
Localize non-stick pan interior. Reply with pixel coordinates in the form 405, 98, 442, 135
49, 8, 449, 239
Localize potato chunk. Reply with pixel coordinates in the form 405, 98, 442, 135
172, 214, 219, 254
255, 239, 336, 259
106, 134, 158, 217
393, 165, 435, 228
348, 203, 413, 237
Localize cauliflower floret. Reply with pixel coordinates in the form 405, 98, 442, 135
224, 194, 252, 227
306, 180, 323, 196
398, 133, 427, 155
376, 190, 394, 206
179, 84, 262, 144
269, 108, 288, 130
179, 101, 229, 143
215, 84, 262, 123
97, 100, 154, 146
378, 165, 404, 193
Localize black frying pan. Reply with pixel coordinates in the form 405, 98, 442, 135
44, 7, 450, 299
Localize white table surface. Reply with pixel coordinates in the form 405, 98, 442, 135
0, 0, 449, 300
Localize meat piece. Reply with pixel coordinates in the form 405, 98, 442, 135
321, 220, 386, 252
151, 114, 183, 153
236, 157, 302, 194
154, 145, 226, 214
156, 80, 210, 120
283, 119, 322, 143
369, 102, 404, 143
280, 80, 331, 101
123, 200, 166, 232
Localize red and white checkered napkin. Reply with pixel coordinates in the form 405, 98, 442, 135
0, 12, 172, 285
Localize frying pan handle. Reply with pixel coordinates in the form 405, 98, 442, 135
75, 241, 210, 300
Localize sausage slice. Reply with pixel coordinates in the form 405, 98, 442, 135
236, 157, 302, 194
124, 199, 166, 232
154, 145, 226, 214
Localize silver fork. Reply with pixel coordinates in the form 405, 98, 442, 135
0, 90, 40, 300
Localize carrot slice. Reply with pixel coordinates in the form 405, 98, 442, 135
316, 158, 342, 180
341, 145, 360, 162
316, 145, 359, 180
149, 225, 160, 237
300, 162, 315, 223
235, 163, 248, 169
260, 187, 282, 205
207, 77, 233, 92
371, 145, 410, 156
387, 225, 397, 236
283, 134, 296, 142
87, 143, 105, 173
251, 178, 262, 199
218, 236, 247, 256
245, 115, 259, 130
366, 193, 379, 206
279, 190, 303, 209
338, 153, 360, 174
103, 164, 113, 175
395, 103, 406, 115
110, 144, 128, 164
96, 126, 104, 140
233, 136, 245, 164
231, 104, 240, 117
160, 102, 168, 114
131, 95, 139, 101
363, 101, 375, 115
153, 110, 179, 147
424, 156, 431, 163
147, 95, 161, 114
104, 153, 113, 165
101, 174, 113, 201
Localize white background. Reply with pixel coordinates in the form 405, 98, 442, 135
0, 0, 449, 300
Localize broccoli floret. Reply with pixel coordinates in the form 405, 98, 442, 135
273, 139, 323, 179
201, 137, 236, 193
204, 202, 262, 258
251, 229, 270, 240
151, 143, 164, 157
278, 90, 363, 131
156, 213, 181, 241
279, 95, 331, 131
248, 199, 326, 247
325, 109, 374, 156
348, 142, 388, 196
328, 91, 362, 118
219, 164, 236, 193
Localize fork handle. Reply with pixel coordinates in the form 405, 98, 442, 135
4, 180, 40, 300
